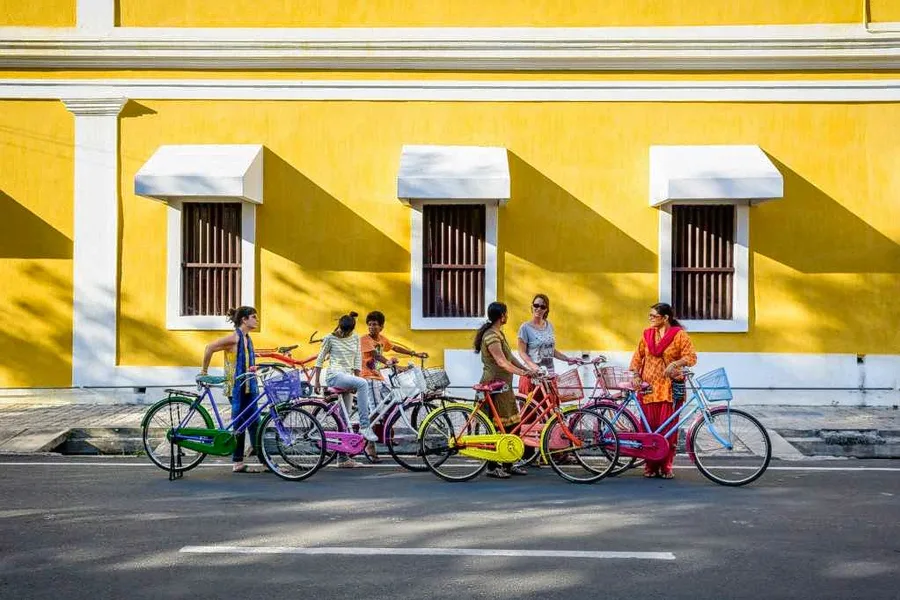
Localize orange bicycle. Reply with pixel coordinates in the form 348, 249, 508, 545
417, 372, 620, 483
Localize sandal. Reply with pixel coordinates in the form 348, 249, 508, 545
485, 468, 511, 479
336, 459, 369, 469
660, 471, 675, 480
364, 443, 382, 464
643, 471, 658, 478
232, 463, 250, 473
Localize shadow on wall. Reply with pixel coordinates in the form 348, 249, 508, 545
0, 264, 72, 386
0, 190, 72, 259
260, 149, 408, 273
754, 155, 900, 273
504, 152, 656, 273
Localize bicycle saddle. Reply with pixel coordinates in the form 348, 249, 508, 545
473, 380, 507, 393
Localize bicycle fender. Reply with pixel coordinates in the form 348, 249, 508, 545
416, 403, 496, 438
140, 395, 210, 429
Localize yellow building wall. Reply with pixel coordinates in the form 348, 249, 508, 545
0, 101, 74, 386
117, 100, 900, 369
0, 0, 75, 27
116, 0, 900, 28
2, 0, 897, 28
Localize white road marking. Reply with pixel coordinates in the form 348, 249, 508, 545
179, 545, 676, 560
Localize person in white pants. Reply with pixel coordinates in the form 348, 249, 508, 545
311, 311, 378, 468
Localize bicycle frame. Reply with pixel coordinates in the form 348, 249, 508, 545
169, 379, 292, 455
598, 373, 736, 451
448, 376, 583, 458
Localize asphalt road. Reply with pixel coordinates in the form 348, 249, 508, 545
0, 455, 898, 600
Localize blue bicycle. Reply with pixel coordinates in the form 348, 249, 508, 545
587, 366, 772, 486
141, 370, 327, 481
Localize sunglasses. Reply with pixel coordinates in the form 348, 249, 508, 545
533, 303, 548, 310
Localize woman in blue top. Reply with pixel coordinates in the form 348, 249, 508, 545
199, 306, 261, 473
517, 293, 576, 394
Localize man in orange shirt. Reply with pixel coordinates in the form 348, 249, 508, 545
360, 311, 428, 462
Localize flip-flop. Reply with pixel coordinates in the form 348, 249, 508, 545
660, 472, 675, 480
232, 464, 250, 473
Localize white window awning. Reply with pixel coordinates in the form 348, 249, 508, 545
135, 144, 264, 204
398, 145, 510, 204
649, 145, 783, 207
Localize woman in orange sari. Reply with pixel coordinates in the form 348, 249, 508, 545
630, 303, 697, 479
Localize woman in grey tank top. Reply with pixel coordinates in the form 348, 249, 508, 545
516, 293, 576, 395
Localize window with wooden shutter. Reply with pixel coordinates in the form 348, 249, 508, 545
672, 205, 735, 320
181, 202, 242, 316
422, 204, 486, 318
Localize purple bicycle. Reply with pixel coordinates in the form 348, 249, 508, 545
141, 370, 327, 481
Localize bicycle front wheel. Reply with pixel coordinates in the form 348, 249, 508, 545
419, 405, 494, 482
385, 398, 438, 472
257, 406, 327, 482
585, 401, 642, 476
141, 397, 214, 473
541, 408, 619, 484
689, 407, 771, 486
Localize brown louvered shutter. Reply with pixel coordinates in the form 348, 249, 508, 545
422, 204, 486, 318
672, 205, 735, 320
182, 202, 242, 316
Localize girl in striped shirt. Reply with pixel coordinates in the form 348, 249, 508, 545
311, 312, 378, 468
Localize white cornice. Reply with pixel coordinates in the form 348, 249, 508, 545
61, 96, 127, 115
1, 23, 899, 71
7, 79, 900, 103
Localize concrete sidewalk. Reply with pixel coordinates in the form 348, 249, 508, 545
0, 397, 897, 458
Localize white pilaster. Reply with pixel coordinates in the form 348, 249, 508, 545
76, 0, 115, 32
63, 97, 127, 386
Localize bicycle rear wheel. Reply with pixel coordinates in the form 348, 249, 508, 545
419, 405, 493, 482
141, 397, 214, 473
689, 407, 771, 486
257, 406, 327, 481
293, 400, 342, 466
385, 398, 438, 472
541, 408, 619, 484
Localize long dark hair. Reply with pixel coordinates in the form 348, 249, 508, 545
333, 311, 359, 338
650, 302, 681, 327
474, 302, 507, 352
226, 306, 257, 328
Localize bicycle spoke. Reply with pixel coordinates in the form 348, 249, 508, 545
690, 408, 771, 486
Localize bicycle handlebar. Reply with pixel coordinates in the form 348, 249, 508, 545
567, 355, 606, 366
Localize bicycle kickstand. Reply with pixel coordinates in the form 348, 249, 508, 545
168, 439, 183, 481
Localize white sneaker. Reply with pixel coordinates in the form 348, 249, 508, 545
360, 426, 379, 442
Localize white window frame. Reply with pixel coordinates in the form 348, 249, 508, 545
658, 202, 749, 333
410, 199, 498, 330
165, 198, 256, 330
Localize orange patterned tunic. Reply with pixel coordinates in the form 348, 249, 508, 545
629, 328, 697, 404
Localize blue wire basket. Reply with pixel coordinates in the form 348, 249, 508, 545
695, 367, 733, 402
262, 369, 309, 402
